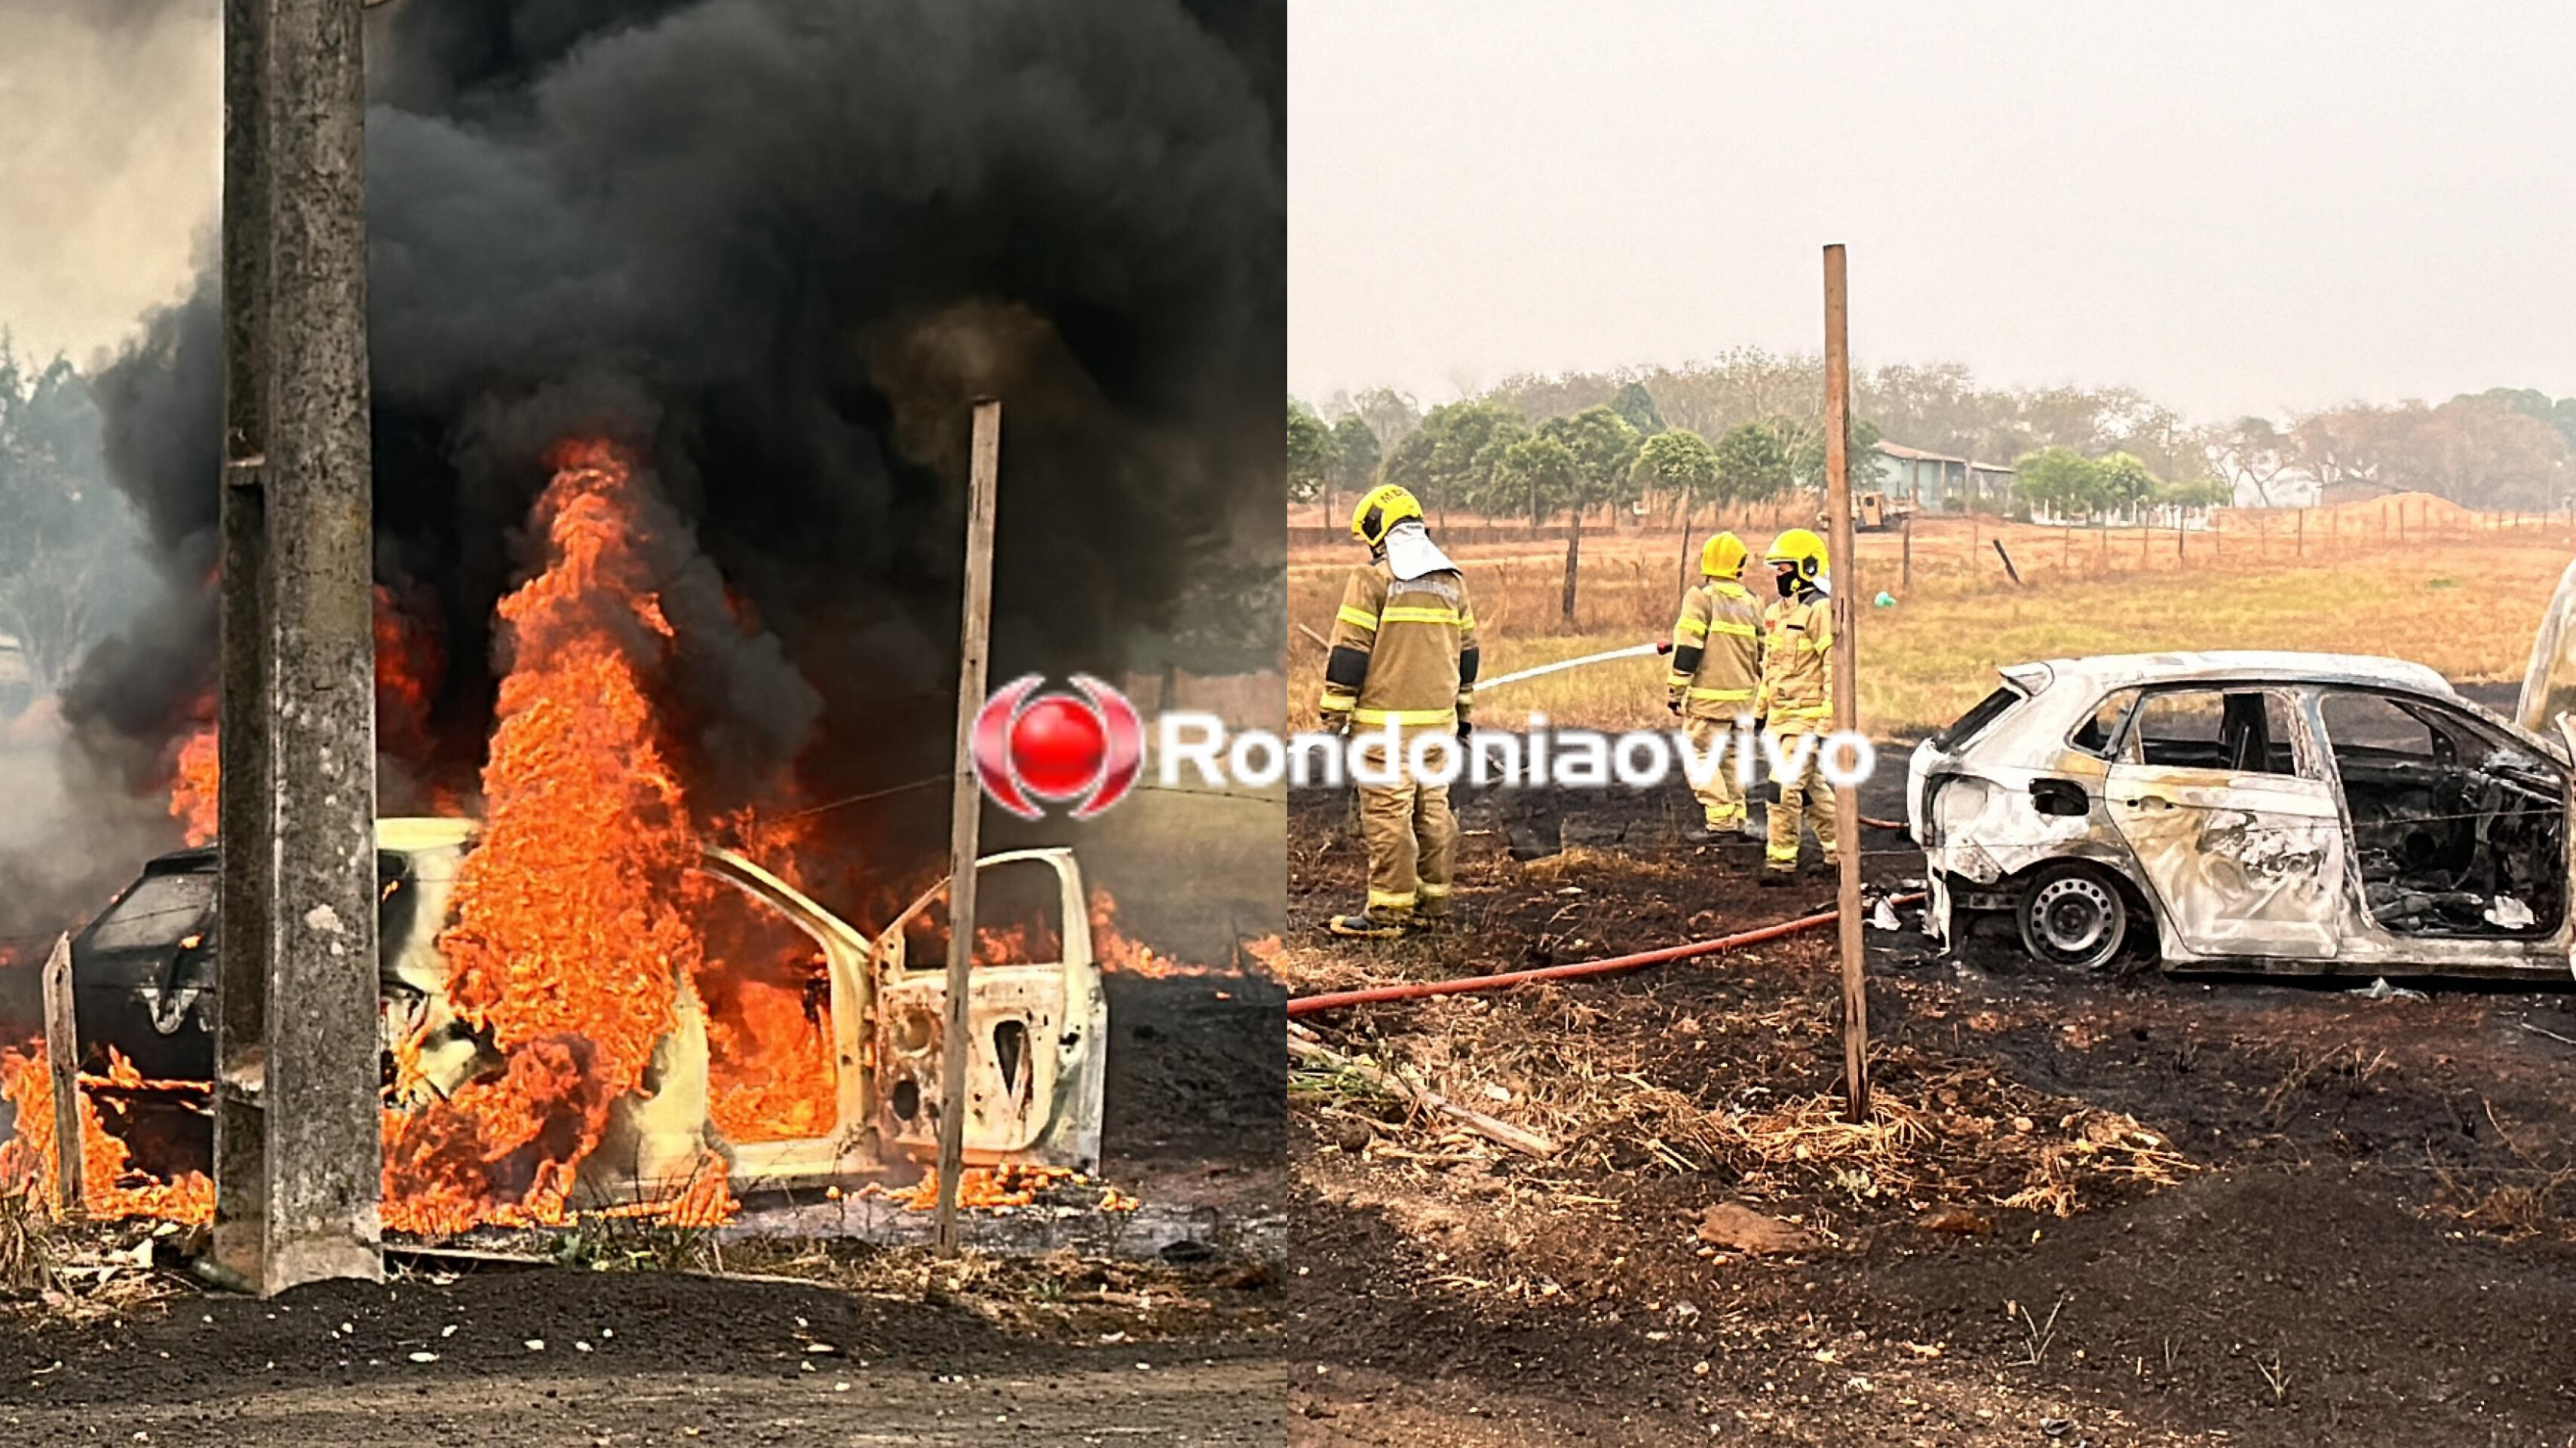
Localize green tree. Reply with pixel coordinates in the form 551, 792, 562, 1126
1489, 433, 1585, 624
2096, 452, 2161, 518
1712, 419, 1798, 510
1633, 428, 1719, 581
2013, 447, 2104, 520
1609, 380, 1667, 438
1524, 406, 1641, 627
1382, 399, 1527, 524
0, 340, 136, 702
1328, 414, 1380, 518
2154, 476, 2235, 511
1287, 397, 1330, 520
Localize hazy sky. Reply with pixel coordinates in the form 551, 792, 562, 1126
0, 0, 218, 370
1291, 1, 2576, 422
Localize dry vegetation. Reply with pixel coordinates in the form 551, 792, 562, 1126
1290, 497, 2576, 735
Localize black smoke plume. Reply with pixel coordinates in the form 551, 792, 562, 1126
48, 0, 1283, 925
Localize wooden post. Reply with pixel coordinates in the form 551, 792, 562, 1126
40, 933, 81, 1215
933, 398, 1003, 1256
1900, 515, 1912, 591
1820, 244, 1868, 1124
1992, 538, 2022, 586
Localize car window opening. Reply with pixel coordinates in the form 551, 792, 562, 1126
2121, 688, 2305, 778
1933, 684, 2026, 753
2320, 690, 2567, 937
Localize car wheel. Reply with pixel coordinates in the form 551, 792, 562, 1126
2017, 862, 2127, 971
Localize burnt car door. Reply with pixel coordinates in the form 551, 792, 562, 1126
2101, 685, 2344, 959
2317, 689, 2566, 941
866, 848, 1108, 1173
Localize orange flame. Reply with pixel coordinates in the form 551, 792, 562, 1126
0, 1050, 215, 1223
381, 439, 722, 1234
170, 729, 219, 848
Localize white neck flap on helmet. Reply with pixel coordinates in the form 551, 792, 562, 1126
1383, 519, 1455, 581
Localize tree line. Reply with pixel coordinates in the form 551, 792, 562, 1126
1297, 356, 2576, 534
1293, 355, 2576, 624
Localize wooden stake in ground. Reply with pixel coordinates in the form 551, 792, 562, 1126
1820, 244, 1869, 1124
933, 397, 1002, 1256
40, 932, 81, 1215
1285, 1032, 1557, 1158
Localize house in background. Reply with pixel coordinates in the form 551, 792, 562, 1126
1870, 440, 2016, 512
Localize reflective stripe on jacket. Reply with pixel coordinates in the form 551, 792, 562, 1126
1756, 589, 1833, 729
1318, 557, 1480, 728
1667, 578, 1763, 719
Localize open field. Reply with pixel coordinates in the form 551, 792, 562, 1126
1290, 502, 2576, 736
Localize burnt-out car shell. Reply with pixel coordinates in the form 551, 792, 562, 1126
1908, 651, 2575, 981
69, 819, 1110, 1199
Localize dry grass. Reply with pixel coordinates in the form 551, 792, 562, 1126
1295, 974, 2193, 1232
1289, 515, 2576, 736
0, 1187, 59, 1298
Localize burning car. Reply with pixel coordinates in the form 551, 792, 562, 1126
1907, 651, 2576, 980
68, 818, 1108, 1213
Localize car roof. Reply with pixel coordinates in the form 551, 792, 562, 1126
2018, 650, 2457, 697
143, 817, 477, 873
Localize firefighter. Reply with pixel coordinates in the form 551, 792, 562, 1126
1755, 528, 1838, 885
1318, 483, 1479, 938
1665, 532, 1765, 843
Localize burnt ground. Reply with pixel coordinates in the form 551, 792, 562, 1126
1283, 774, 2576, 1446
0, 1250, 1280, 1445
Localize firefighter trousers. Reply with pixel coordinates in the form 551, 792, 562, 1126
1765, 727, 1838, 872
1354, 737, 1458, 917
1682, 714, 1749, 828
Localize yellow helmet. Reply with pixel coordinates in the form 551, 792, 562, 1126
1350, 483, 1424, 548
1765, 527, 1828, 584
1699, 532, 1748, 578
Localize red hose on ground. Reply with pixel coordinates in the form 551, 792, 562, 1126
1286, 891, 1930, 1017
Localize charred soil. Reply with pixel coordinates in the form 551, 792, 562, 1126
0, 1249, 1280, 1445
1284, 780, 2576, 1446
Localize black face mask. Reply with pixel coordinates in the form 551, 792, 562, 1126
1775, 569, 1798, 598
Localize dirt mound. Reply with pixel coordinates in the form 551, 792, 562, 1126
2310, 489, 2480, 528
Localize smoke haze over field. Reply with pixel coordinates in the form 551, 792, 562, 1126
1, 0, 1284, 940
1292, 0, 2576, 420
0, 0, 219, 367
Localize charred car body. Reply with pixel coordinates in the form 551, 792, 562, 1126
1908, 652, 2576, 980
70, 819, 1108, 1199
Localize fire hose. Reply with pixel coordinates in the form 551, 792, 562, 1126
1285, 891, 1928, 1017
1305, 625, 1919, 835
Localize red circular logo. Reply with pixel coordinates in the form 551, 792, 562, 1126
1009, 695, 1109, 798
970, 673, 1143, 821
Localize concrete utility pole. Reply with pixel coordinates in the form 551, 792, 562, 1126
212, 0, 384, 1295
1820, 244, 1870, 1124
933, 398, 1002, 1256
